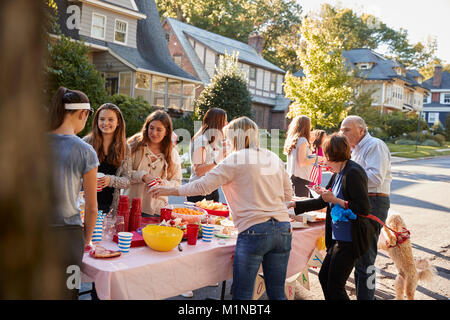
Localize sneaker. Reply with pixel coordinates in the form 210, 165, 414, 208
181, 291, 194, 298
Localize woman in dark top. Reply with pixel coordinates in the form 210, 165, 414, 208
289, 133, 377, 300
84, 103, 131, 215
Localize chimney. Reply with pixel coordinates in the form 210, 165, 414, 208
432, 65, 443, 87
248, 32, 264, 55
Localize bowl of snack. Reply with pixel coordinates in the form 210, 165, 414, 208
171, 204, 207, 224
195, 199, 230, 217
142, 225, 183, 252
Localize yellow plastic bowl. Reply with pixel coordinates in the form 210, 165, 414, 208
142, 225, 183, 252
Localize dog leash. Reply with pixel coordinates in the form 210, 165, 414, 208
358, 214, 410, 248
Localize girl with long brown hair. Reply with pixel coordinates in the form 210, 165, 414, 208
283, 115, 323, 197
83, 103, 131, 215
187, 107, 228, 203
125, 110, 182, 217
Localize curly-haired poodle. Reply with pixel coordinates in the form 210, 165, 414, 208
378, 214, 435, 300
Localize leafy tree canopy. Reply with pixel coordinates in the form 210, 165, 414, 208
194, 52, 253, 121
284, 17, 353, 129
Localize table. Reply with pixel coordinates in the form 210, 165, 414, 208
81, 222, 325, 300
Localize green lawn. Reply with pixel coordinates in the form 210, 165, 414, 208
387, 142, 450, 158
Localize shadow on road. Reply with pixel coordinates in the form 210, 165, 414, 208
389, 193, 450, 214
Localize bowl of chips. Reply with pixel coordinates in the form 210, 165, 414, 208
171, 204, 207, 223
195, 199, 230, 217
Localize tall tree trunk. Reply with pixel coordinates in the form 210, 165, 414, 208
0, 0, 66, 299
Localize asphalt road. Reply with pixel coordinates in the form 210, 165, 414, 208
80, 156, 450, 300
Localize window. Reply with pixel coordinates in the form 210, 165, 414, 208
168, 79, 182, 109
249, 67, 256, 80
359, 63, 370, 70
444, 93, 450, 104
428, 112, 439, 123
270, 73, 277, 92
118, 72, 131, 96
152, 76, 166, 107
173, 55, 182, 67
182, 83, 195, 111
135, 72, 150, 102
104, 72, 119, 96
91, 13, 106, 40
114, 19, 128, 44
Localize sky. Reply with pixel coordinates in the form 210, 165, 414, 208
298, 0, 450, 64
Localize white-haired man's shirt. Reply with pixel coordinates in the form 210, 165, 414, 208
351, 133, 392, 195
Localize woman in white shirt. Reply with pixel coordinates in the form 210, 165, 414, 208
187, 107, 228, 203
284, 115, 323, 197
125, 110, 182, 217
149, 117, 293, 300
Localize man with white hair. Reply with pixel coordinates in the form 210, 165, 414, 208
340, 115, 392, 300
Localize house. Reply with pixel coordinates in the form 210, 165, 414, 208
293, 48, 429, 114
162, 17, 291, 130
422, 66, 450, 128
52, 0, 201, 114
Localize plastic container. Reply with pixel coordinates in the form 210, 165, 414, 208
171, 204, 207, 224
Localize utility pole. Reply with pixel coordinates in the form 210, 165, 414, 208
415, 111, 422, 153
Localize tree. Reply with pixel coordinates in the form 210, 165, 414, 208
194, 52, 253, 121
284, 17, 353, 129
156, 0, 302, 72
419, 57, 450, 80
316, 4, 438, 69
0, 0, 67, 299
46, 35, 108, 136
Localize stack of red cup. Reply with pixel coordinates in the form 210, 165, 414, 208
129, 198, 142, 232
117, 195, 130, 232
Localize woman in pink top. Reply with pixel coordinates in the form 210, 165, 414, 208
149, 117, 293, 300
311, 130, 326, 186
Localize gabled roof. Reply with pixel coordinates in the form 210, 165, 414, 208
166, 17, 285, 82
293, 48, 428, 90
54, 0, 199, 83
342, 49, 427, 89
423, 71, 450, 90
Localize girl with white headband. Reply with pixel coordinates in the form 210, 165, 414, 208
48, 86, 99, 299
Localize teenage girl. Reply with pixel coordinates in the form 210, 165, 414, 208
83, 103, 131, 215
48, 86, 99, 299
124, 110, 182, 217
187, 107, 228, 203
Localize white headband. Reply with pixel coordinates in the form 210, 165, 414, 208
64, 103, 91, 110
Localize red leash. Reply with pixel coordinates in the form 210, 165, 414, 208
358, 214, 410, 248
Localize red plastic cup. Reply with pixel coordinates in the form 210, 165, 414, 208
147, 179, 158, 189
97, 173, 105, 192
160, 207, 173, 222
186, 224, 199, 245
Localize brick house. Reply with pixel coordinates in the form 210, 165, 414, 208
162, 17, 291, 130
422, 66, 450, 128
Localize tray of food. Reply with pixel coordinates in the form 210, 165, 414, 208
194, 199, 230, 217
89, 245, 121, 259
171, 204, 208, 223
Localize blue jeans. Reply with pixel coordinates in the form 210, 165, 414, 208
354, 195, 390, 300
232, 218, 292, 300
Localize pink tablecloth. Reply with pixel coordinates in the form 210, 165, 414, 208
81, 222, 324, 300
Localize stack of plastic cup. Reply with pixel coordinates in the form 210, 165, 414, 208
202, 224, 215, 242
118, 232, 133, 253
92, 213, 104, 243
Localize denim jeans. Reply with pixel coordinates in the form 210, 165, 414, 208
232, 218, 292, 300
354, 195, 390, 300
